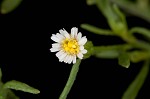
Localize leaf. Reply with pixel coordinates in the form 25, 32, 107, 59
122, 60, 149, 99
84, 41, 94, 59
7, 90, 19, 99
86, 0, 96, 5
1, 0, 22, 14
81, 24, 115, 36
95, 0, 128, 35
0, 96, 5, 99
4, 80, 40, 94
118, 52, 130, 68
129, 51, 150, 63
0, 68, 2, 81
129, 27, 150, 39
93, 44, 132, 59
95, 50, 119, 58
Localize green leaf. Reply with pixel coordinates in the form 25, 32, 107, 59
4, 80, 40, 94
7, 90, 19, 99
84, 41, 94, 59
95, 50, 119, 58
0, 96, 5, 99
86, 0, 96, 5
81, 24, 115, 36
93, 44, 132, 59
129, 51, 150, 63
0, 68, 2, 81
0, 83, 7, 99
110, 0, 150, 23
0, 88, 19, 99
129, 27, 150, 39
95, 0, 128, 36
122, 60, 149, 99
118, 52, 130, 68
1, 0, 22, 14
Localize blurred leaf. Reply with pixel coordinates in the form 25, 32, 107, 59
0, 84, 19, 99
95, 50, 119, 58
122, 60, 149, 99
118, 52, 130, 68
129, 27, 150, 39
7, 90, 19, 99
94, 44, 132, 59
86, 0, 96, 5
81, 24, 115, 36
0, 83, 7, 99
84, 41, 94, 59
1, 0, 22, 14
0, 68, 2, 81
4, 80, 40, 94
112, 4, 127, 27
129, 51, 150, 63
96, 0, 127, 34
110, 0, 150, 23
0, 96, 5, 99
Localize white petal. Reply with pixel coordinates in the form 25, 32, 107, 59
71, 27, 78, 38
73, 55, 76, 64
64, 55, 70, 63
81, 49, 87, 54
59, 53, 67, 62
63, 28, 70, 38
56, 33, 65, 40
80, 46, 84, 50
77, 32, 82, 41
52, 43, 61, 48
68, 55, 73, 64
56, 50, 64, 58
77, 52, 83, 59
51, 35, 61, 42
78, 36, 87, 45
50, 47, 60, 52
59, 29, 64, 36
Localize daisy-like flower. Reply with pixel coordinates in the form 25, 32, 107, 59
50, 27, 87, 64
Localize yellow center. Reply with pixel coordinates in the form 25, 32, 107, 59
62, 39, 79, 55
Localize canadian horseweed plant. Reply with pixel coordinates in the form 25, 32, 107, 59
0, 0, 150, 99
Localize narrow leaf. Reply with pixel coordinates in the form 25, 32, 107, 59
0, 68, 2, 81
118, 52, 130, 68
129, 27, 150, 39
4, 80, 40, 94
122, 60, 149, 99
1, 0, 22, 14
86, 0, 96, 5
7, 90, 19, 99
96, 0, 127, 35
95, 50, 119, 58
129, 51, 150, 63
81, 24, 115, 36
93, 44, 132, 59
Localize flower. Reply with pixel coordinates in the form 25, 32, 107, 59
50, 27, 87, 64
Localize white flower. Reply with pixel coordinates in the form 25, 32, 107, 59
50, 27, 87, 64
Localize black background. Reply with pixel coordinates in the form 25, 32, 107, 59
0, 0, 150, 99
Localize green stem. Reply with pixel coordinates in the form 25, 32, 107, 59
59, 59, 81, 99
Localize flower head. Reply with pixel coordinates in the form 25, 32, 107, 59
50, 27, 87, 64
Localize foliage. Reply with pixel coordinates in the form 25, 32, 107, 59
0, 0, 150, 99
